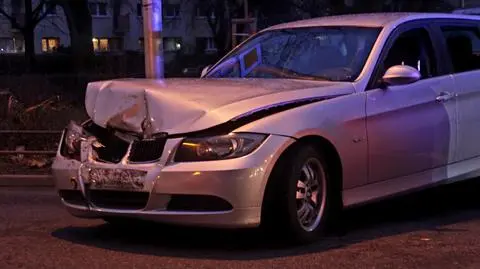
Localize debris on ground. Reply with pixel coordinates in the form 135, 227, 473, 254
8, 146, 52, 169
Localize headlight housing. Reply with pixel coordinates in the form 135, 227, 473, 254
174, 133, 268, 162
60, 121, 89, 160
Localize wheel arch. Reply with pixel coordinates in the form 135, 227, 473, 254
260, 135, 344, 221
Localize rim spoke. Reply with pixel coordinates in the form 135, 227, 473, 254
302, 165, 313, 182
310, 190, 319, 205
297, 202, 310, 223
296, 190, 306, 199
297, 180, 307, 189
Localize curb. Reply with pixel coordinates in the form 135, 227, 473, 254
0, 174, 54, 187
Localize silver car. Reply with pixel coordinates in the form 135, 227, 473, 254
52, 12, 480, 243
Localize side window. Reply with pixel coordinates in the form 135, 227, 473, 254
441, 25, 480, 73
382, 28, 437, 79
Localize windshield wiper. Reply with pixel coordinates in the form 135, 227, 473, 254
280, 68, 333, 81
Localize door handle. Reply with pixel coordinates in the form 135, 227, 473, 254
436, 92, 455, 102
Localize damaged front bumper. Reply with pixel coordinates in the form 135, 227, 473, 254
52, 128, 294, 228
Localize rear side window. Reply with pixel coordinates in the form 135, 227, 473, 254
441, 25, 480, 73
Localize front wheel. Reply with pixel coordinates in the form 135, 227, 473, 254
262, 144, 339, 244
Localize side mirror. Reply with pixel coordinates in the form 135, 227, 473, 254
200, 65, 211, 77
381, 65, 421, 87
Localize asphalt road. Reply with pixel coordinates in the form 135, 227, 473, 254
2, 180, 480, 269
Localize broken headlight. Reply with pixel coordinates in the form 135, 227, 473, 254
174, 133, 267, 162
61, 121, 89, 160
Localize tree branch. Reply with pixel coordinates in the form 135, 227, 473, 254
32, 0, 46, 19
32, 0, 57, 26
0, 7, 23, 30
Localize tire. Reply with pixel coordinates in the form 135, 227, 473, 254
261, 143, 339, 244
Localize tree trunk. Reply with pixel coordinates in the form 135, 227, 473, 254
23, 26, 35, 72
58, 0, 93, 72
23, 0, 35, 72
112, 0, 122, 33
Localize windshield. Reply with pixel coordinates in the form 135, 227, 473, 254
205, 26, 382, 82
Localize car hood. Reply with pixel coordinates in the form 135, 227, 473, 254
85, 78, 354, 135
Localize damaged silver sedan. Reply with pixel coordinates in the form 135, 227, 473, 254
53, 13, 480, 243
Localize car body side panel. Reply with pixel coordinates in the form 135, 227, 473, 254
343, 153, 480, 207
235, 87, 368, 190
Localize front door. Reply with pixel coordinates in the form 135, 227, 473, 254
366, 25, 458, 183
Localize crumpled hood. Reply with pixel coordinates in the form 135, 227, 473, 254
85, 78, 354, 135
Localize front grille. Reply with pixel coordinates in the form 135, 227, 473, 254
59, 190, 87, 206
128, 136, 167, 163
167, 195, 233, 212
88, 190, 149, 210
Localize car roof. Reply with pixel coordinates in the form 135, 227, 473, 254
266, 12, 480, 30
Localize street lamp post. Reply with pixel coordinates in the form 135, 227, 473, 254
142, 0, 164, 79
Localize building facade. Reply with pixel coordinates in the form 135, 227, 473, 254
0, 0, 217, 59
0, 0, 478, 57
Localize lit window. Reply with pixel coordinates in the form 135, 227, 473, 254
99, 38, 109, 51
89, 2, 108, 16
41, 37, 59, 52
93, 37, 117, 52
41, 39, 47, 52
92, 38, 99, 51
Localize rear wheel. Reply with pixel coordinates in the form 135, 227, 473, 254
262, 143, 339, 244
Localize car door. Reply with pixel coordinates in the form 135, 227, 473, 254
437, 20, 480, 162
366, 23, 458, 184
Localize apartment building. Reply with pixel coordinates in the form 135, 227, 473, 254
0, 0, 217, 61
0, 0, 476, 57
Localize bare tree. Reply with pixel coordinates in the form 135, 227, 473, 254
55, 0, 93, 71
186, 0, 241, 54
0, 0, 57, 71
0, 0, 95, 72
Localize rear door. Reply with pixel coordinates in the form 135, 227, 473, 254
435, 19, 480, 162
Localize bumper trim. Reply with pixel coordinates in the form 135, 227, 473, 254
64, 203, 260, 228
